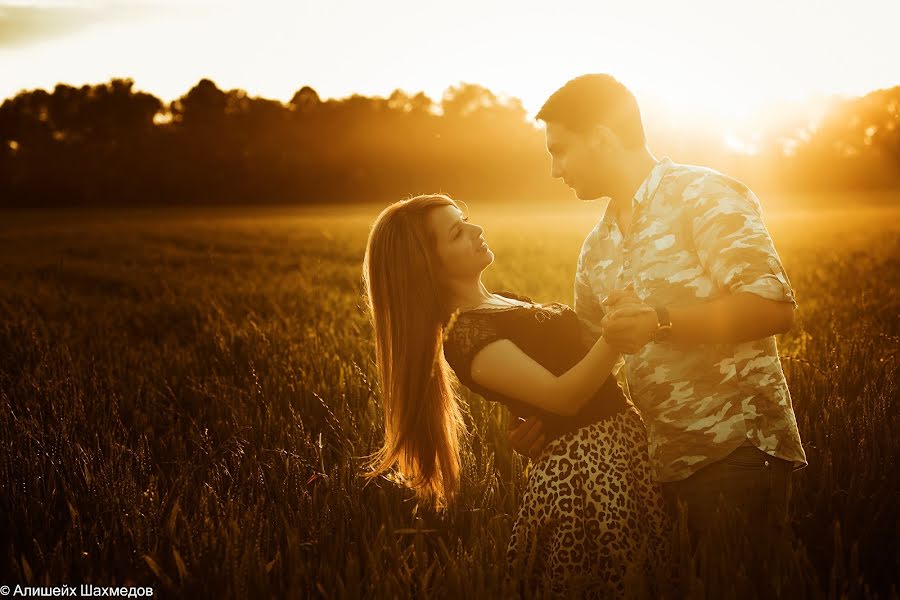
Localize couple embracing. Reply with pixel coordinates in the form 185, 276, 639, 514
361, 74, 807, 598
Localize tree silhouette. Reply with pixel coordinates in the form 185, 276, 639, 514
172, 78, 227, 129
0, 78, 897, 208
289, 86, 321, 115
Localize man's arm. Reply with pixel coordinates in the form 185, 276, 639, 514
669, 292, 793, 344
603, 291, 793, 351
507, 414, 547, 461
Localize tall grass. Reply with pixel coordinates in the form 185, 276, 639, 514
0, 203, 897, 598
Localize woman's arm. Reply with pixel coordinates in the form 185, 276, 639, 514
469, 336, 620, 417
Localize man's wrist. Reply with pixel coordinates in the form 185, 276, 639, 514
652, 305, 673, 342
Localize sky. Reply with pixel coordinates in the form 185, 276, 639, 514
1, 0, 898, 134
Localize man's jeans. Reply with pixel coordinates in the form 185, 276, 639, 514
659, 443, 796, 596
660, 442, 792, 536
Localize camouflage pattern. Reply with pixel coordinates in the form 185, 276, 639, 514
574, 157, 807, 482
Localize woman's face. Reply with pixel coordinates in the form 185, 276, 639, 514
428, 204, 493, 279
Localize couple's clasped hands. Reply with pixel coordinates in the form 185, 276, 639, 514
600, 283, 658, 355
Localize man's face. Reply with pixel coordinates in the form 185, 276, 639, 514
544, 120, 621, 200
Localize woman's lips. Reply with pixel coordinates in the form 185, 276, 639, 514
477, 240, 488, 252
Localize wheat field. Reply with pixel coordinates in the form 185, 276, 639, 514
0, 199, 897, 598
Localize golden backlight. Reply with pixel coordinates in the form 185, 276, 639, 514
2, 0, 898, 137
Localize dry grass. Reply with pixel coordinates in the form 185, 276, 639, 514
0, 200, 897, 598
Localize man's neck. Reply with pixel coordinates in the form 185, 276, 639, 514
607, 150, 659, 236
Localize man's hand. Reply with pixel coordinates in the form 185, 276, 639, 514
507, 415, 548, 461
601, 303, 658, 354
601, 282, 642, 310
600, 283, 658, 354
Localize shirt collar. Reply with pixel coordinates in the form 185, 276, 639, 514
634, 156, 673, 205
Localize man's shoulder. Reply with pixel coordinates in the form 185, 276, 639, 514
662, 160, 735, 180
657, 162, 757, 209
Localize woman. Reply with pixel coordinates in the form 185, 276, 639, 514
362, 194, 672, 597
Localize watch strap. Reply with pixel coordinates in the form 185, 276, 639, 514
655, 305, 671, 328
652, 305, 672, 343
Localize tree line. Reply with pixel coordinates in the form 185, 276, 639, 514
0, 78, 897, 207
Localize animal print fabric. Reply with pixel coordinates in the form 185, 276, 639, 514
506, 407, 674, 598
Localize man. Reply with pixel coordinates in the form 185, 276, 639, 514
508, 74, 807, 583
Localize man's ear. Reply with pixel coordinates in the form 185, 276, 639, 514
589, 124, 620, 151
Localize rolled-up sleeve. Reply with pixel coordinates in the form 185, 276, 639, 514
689, 174, 797, 307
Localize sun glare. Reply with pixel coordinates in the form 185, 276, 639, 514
1, 0, 899, 138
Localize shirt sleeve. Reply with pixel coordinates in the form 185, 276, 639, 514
442, 313, 506, 382
688, 173, 797, 307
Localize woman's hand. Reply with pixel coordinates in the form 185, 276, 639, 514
601, 303, 658, 354
599, 283, 658, 354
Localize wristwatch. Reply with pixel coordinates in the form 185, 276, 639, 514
652, 305, 673, 343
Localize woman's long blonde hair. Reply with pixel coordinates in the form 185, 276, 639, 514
361, 194, 469, 509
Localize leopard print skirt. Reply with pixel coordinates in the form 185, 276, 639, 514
506, 407, 674, 599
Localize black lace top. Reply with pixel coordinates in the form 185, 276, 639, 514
442, 290, 629, 442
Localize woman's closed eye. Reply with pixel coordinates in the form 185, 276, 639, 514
454, 216, 469, 239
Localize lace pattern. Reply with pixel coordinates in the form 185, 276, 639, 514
442, 311, 504, 382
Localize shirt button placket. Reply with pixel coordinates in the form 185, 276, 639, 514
621, 209, 637, 286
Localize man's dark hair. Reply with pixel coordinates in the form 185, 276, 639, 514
536, 74, 647, 150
